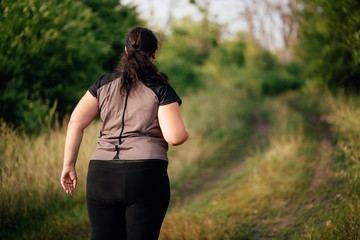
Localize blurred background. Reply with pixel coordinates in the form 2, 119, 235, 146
1, 0, 360, 239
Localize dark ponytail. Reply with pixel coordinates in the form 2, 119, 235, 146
115, 26, 168, 93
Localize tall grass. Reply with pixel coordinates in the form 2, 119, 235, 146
292, 83, 360, 239
162, 84, 360, 240
0, 120, 99, 239
167, 65, 260, 198
160, 94, 318, 239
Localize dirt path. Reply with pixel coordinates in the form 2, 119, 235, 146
252, 107, 271, 146
172, 107, 271, 206
171, 103, 335, 239
254, 104, 335, 240
291, 103, 335, 189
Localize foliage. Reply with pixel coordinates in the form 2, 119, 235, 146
261, 62, 304, 96
156, 17, 221, 94
253, 51, 278, 71
204, 32, 247, 79
295, 0, 360, 92
82, 0, 142, 72
218, 34, 246, 68
213, 34, 305, 96
0, 0, 141, 133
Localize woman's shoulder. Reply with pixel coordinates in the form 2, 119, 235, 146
88, 72, 121, 97
144, 82, 182, 106
96, 72, 121, 87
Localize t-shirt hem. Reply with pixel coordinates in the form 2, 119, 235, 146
89, 157, 168, 162
159, 99, 182, 106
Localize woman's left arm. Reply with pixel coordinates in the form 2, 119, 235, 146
61, 91, 98, 195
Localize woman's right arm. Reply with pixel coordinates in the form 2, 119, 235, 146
61, 91, 98, 195
158, 102, 189, 146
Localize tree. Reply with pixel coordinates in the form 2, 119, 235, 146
295, 0, 360, 92
157, 18, 221, 94
238, 0, 300, 62
82, 0, 142, 72
0, 0, 141, 133
189, 0, 218, 57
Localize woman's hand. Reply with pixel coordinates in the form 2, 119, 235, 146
60, 166, 77, 195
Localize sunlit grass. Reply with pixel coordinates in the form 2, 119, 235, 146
294, 84, 360, 240
167, 72, 258, 196
160, 97, 317, 239
0, 120, 99, 239
161, 87, 360, 239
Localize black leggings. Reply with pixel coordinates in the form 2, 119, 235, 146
86, 160, 170, 240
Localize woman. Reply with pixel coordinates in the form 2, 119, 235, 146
60, 26, 189, 240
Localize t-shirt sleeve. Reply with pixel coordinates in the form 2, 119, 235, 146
158, 84, 182, 106
88, 75, 105, 98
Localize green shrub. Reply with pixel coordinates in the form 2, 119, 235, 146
254, 51, 278, 71
296, 0, 360, 92
0, 0, 141, 134
261, 72, 303, 95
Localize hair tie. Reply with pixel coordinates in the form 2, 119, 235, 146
127, 49, 141, 53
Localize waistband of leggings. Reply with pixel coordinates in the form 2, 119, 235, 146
89, 159, 168, 171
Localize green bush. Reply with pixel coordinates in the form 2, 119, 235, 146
159, 60, 201, 95
261, 62, 304, 96
219, 36, 246, 67
157, 18, 220, 94
254, 51, 278, 71
296, 0, 360, 92
261, 73, 302, 95
0, 0, 141, 134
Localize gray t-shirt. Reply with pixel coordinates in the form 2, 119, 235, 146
88, 73, 182, 161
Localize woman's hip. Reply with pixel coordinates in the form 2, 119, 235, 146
86, 159, 170, 204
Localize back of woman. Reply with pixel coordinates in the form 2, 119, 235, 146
60, 26, 188, 240
88, 72, 181, 161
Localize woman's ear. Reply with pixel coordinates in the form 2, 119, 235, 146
152, 49, 158, 60
125, 46, 128, 55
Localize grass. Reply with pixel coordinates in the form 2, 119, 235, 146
290, 83, 360, 240
0, 120, 97, 239
160, 95, 318, 239
161, 81, 360, 239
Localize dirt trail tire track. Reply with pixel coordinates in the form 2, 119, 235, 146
172, 103, 336, 239
291, 103, 335, 189
261, 103, 335, 240
172, 107, 271, 207
255, 104, 336, 240
252, 107, 271, 146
